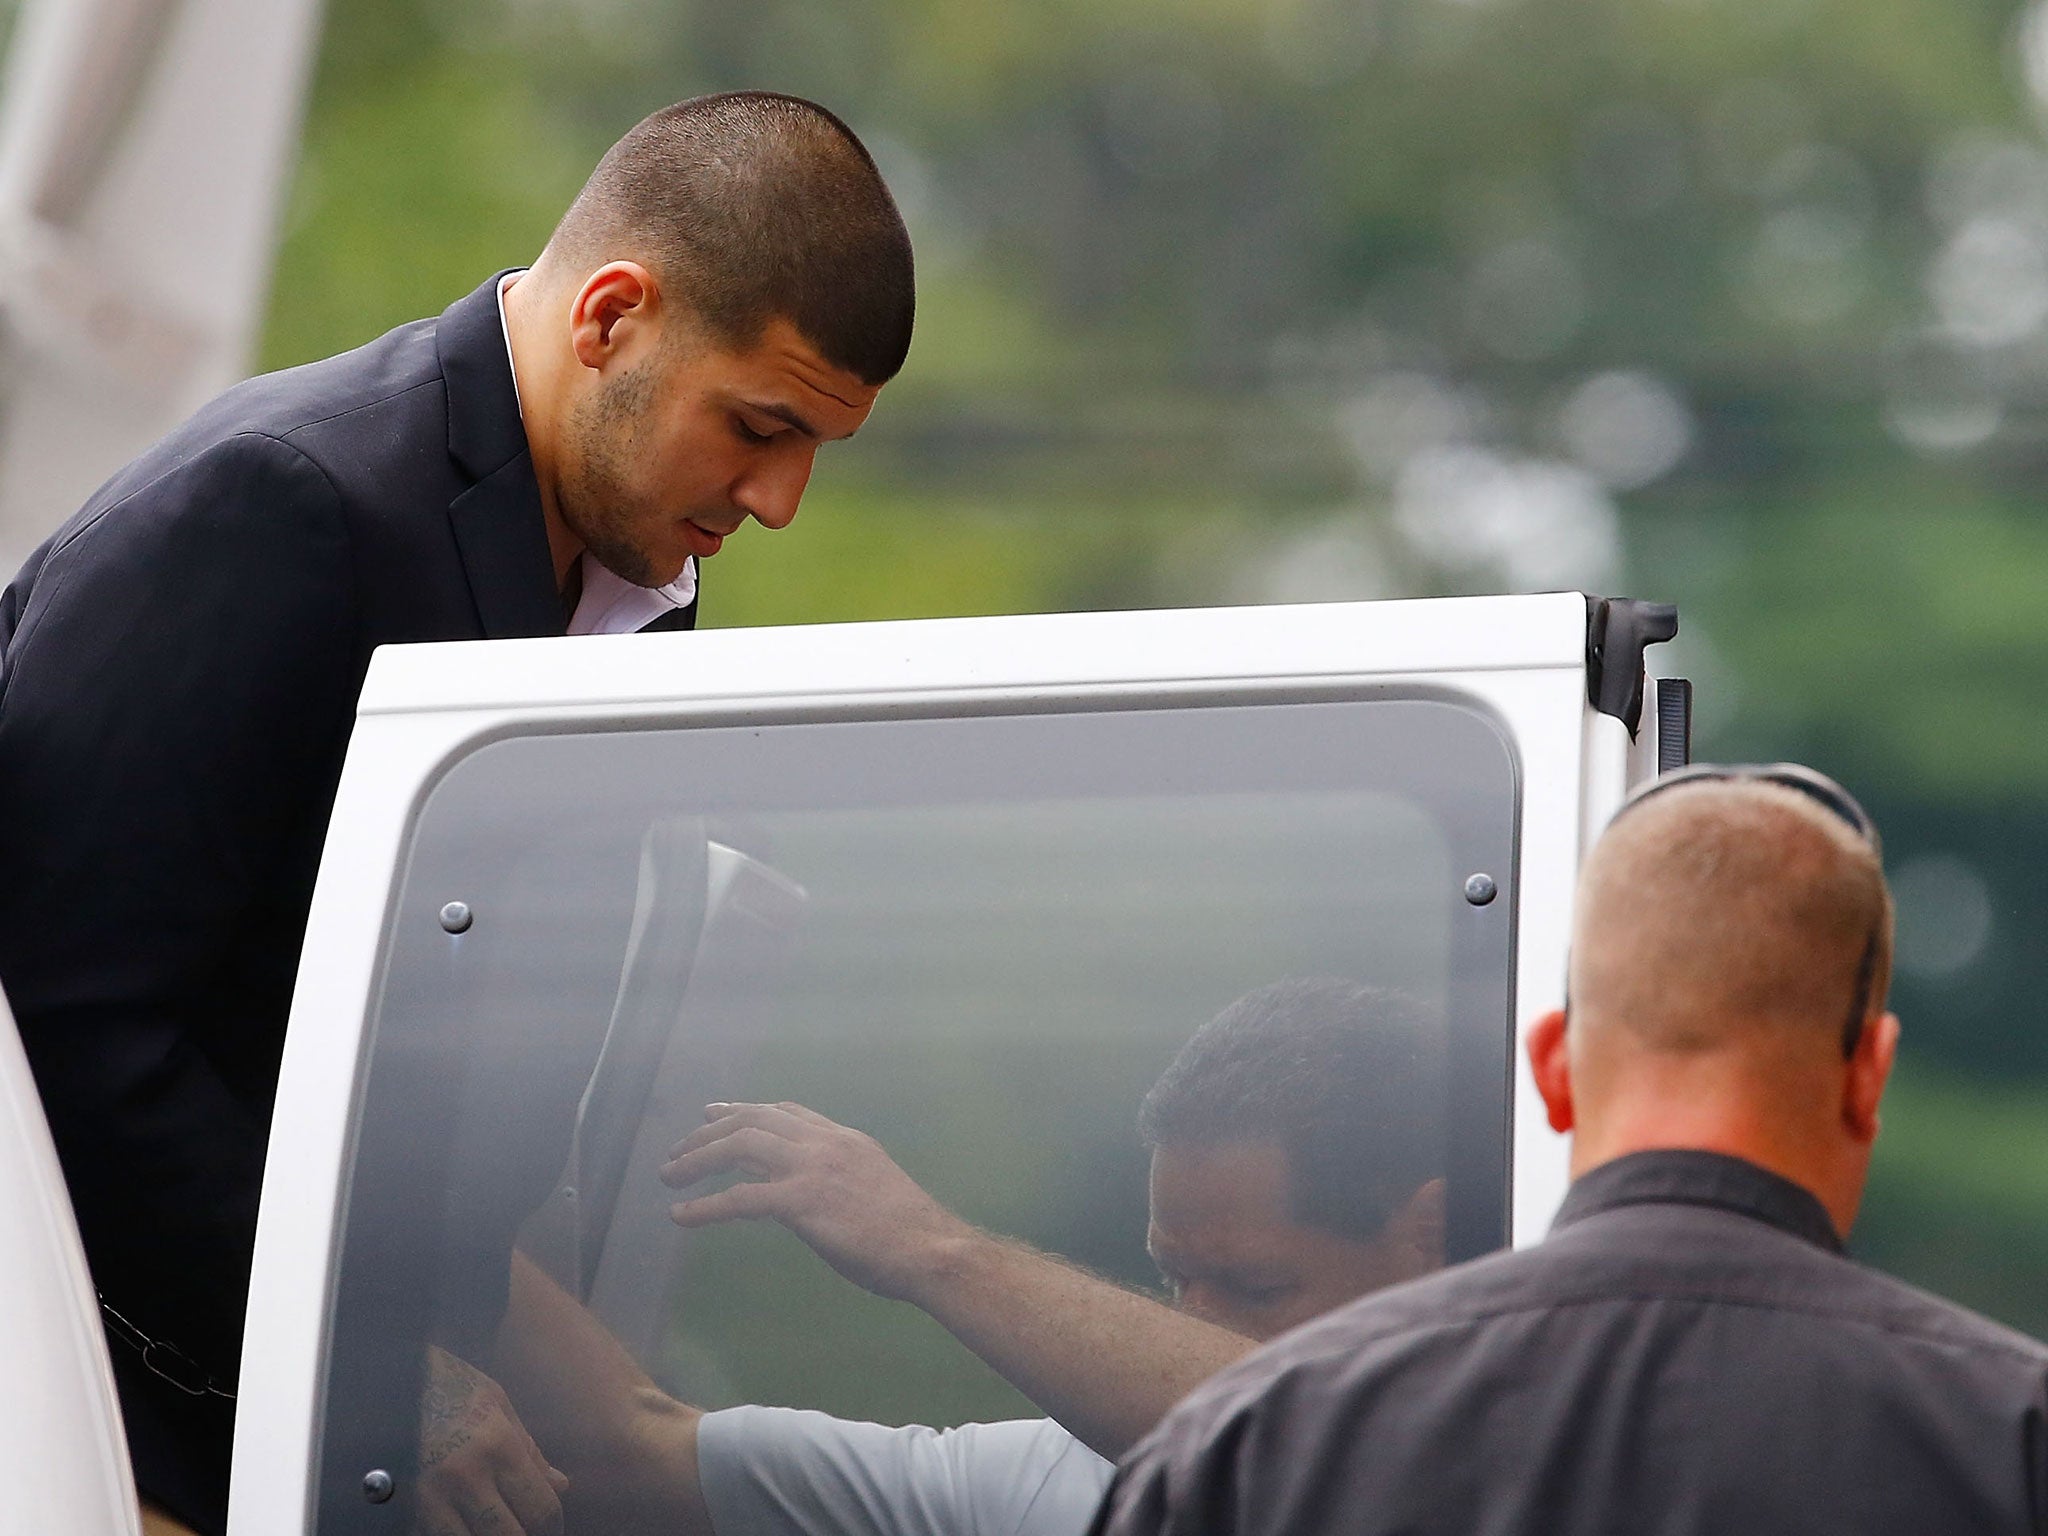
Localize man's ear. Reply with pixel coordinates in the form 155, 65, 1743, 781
569, 261, 661, 371
1843, 1010, 1899, 1145
1526, 1009, 1574, 1134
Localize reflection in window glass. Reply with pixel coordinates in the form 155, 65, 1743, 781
317, 697, 1514, 1535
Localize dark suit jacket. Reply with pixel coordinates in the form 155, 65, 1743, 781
0, 273, 694, 1532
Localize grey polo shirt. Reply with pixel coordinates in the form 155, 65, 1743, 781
698, 1406, 1112, 1536
1091, 1149, 2048, 1536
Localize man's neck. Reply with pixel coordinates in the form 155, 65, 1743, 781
499, 270, 584, 591
1569, 1102, 1860, 1239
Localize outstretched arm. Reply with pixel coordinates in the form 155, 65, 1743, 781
660, 1102, 1255, 1460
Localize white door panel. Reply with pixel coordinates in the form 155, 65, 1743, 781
235, 593, 1670, 1532
0, 990, 143, 1536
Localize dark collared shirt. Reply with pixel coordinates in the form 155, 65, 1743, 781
1092, 1150, 2048, 1536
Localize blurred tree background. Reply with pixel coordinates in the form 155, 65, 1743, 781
266, 0, 2048, 1328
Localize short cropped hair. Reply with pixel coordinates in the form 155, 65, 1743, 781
1572, 782, 1893, 1055
1138, 978, 1445, 1244
547, 92, 915, 383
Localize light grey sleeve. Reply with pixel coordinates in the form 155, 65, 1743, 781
696, 1405, 1115, 1536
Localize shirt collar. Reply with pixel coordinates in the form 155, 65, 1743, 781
496, 270, 526, 414
496, 270, 698, 634
566, 553, 696, 635
1551, 1149, 1846, 1255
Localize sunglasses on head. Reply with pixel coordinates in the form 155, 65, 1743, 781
1611, 762, 1883, 1058
1615, 761, 1880, 855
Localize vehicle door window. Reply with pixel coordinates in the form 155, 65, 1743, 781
315, 695, 1516, 1533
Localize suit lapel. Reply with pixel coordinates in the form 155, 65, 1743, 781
447, 458, 563, 638
437, 274, 563, 640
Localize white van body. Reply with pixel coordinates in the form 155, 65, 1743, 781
0, 994, 144, 1535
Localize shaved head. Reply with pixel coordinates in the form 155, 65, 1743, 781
1571, 781, 1892, 1059
1531, 771, 1901, 1236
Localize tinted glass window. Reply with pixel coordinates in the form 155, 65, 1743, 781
316, 695, 1515, 1534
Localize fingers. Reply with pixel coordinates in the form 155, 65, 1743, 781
473, 1489, 530, 1536
747, 1100, 839, 1131
669, 1179, 785, 1228
492, 1413, 567, 1536
418, 1482, 535, 1536
416, 1346, 567, 1536
493, 1452, 567, 1536
659, 1100, 896, 1237
668, 1101, 819, 1162
415, 1484, 469, 1536
659, 1124, 801, 1189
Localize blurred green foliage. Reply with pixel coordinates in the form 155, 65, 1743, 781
270, 0, 2048, 1338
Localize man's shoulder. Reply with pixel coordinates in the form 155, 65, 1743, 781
1537, 1195, 2048, 1369
1818, 1245, 2048, 1366
1136, 1245, 1549, 1450
38, 310, 457, 563
1150, 1209, 2048, 1459
1247, 1244, 1548, 1367
163, 314, 447, 472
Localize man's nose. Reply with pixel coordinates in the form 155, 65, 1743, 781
734, 447, 815, 530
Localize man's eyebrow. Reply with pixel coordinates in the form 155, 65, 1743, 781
745, 399, 851, 441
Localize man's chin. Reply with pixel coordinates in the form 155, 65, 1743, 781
639, 556, 694, 589
579, 540, 670, 591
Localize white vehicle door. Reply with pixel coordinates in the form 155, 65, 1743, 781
233, 590, 1683, 1534
0, 990, 144, 1536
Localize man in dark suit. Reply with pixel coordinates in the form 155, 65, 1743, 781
0, 90, 914, 1536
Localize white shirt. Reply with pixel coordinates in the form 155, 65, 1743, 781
495, 271, 697, 634
696, 1406, 1114, 1536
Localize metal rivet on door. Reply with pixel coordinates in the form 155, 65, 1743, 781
438, 901, 473, 934
1463, 873, 1499, 907
362, 1469, 395, 1504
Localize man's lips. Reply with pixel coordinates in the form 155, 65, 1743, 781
681, 519, 732, 558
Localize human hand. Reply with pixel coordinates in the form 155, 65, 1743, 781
415, 1345, 569, 1536
660, 1101, 975, 1303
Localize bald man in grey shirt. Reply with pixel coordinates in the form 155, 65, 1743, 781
1094, 766, 2048, 1536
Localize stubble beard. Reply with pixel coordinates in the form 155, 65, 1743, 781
559, 362, 670, 588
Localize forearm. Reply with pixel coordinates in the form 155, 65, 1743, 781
490, 1252, 714, 1535
663, 1102, 1258, 1462
905, 1230, 1255, 1461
